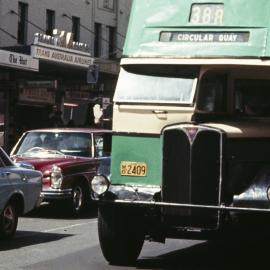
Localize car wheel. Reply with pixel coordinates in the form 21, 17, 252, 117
98, 205, 144, 265
70, 183, 86, 215
0, 203, 18, 240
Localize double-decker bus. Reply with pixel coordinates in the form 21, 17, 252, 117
91, 0, 270, 265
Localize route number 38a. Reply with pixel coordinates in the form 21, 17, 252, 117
190, 4, 224, 24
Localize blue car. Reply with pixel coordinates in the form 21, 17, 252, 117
0, 147, 42, 239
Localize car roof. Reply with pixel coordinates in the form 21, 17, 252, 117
26, 128, 111, 134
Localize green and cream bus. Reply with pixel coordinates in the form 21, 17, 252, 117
91, 0, 270, 265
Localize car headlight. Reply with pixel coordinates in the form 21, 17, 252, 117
91, 175, 110, 195
267, 187, 270, 201
51, 165, 63, 189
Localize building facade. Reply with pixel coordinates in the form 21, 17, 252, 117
0, 0, 132, 151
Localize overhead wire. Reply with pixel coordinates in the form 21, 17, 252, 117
0, 27, 17, 40
10, 10, 46, 33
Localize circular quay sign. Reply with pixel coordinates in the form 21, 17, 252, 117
31, 29, 93, 68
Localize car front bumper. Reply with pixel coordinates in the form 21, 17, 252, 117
35, 193, 45, 207
41, 188, 72, 201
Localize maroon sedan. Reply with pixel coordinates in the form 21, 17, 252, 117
10, 128, 111, 215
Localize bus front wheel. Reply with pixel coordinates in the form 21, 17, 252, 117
98, 205, 144, 265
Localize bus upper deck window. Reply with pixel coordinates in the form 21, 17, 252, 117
197, 73, 227, 113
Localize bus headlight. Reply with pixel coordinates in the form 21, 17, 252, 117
51, 166, 63, 189
91, 175, 110, 195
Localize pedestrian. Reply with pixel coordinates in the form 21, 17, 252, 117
48, 106, 64, 127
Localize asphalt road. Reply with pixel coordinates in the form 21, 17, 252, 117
0, 203, 269, 270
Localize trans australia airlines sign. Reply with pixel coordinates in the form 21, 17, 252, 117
31, 29, 93, 68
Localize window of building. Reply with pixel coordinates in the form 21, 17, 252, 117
17, 2, 28, 45
46, 9, 55, 35
108, 26, 116, 58
94, 23, 102, 57
98, 0, 115, 11
72, 16, 80, 42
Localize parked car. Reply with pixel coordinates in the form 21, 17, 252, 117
10, 128, 111, 215
0, 146, 42, 239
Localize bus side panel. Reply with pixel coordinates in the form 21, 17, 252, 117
111, 134, 161, 186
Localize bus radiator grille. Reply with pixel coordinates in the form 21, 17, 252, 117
162, 127, 222, 229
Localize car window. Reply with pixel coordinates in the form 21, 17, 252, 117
94, 133, 111, 158
17, 133, 43, 153
95, 135, 104, 157
59, 133, 92, 157
15, 132, 93, 158
0, 148, 12, 167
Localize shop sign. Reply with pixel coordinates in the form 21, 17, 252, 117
20, 80, 57, 89
19, 88, 55, 104
33, 29, 90, 54
64, 102, 79, 107
62, 83, 94, 91
31, 45, 93, 68
95, 61, 119, 74
0, 49, 39, 71
32, 29, 93, 68
65, 91, 91, 100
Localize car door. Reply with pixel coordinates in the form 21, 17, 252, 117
0, 159, 12, 212
0, 149, 23, 213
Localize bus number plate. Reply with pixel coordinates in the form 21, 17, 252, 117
120, 161, 147, 177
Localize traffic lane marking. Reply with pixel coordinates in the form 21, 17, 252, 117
43, 220, 97, 233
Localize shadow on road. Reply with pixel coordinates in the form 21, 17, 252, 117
0, 231, 72, 251
25, 202, 98, 220
136, 232, 270, 270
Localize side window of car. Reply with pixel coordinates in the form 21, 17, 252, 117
0, 148, 12, 167
94, 133, 112, 158
95, 135, 104, 157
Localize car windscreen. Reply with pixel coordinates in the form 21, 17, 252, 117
15, 132, 92, 158
114, 65, 198, 104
